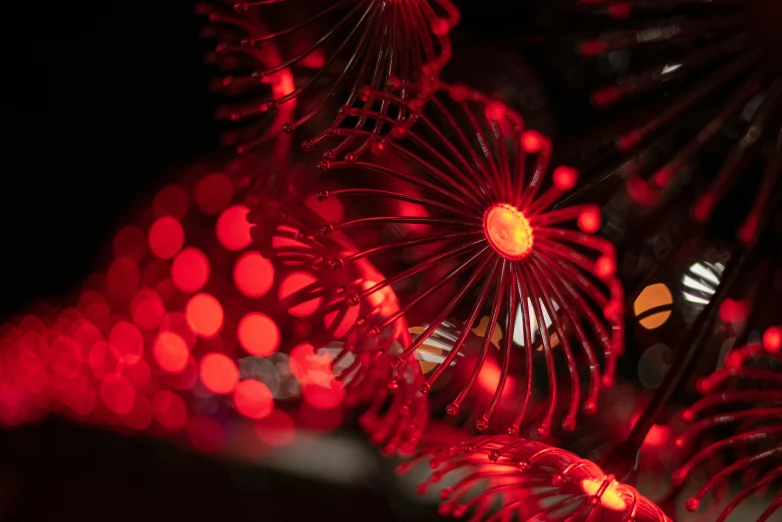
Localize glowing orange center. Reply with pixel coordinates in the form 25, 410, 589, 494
580, 478, 628, 512
483, 204, 533, 259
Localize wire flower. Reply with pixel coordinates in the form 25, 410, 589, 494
304, 83, 624, 436
673, 339, 782, 522
412, 435, 671, 522
550, 0, 782, 245
249, 193, 428, 453
199, 0, 459, 156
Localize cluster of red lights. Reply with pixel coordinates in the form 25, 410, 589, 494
0, 160, 359, 453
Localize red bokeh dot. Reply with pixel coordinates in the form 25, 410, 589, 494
164, 355, 198, 391
521, 130, 544, 153
233, 251, 274, 298
153, 185, 189, 221
233, 380, 274, 419
763, 326, 781, 353
109, 321, 143, 365
131, 290, 166, 331
159, 312, 197, 349
148, 217, 184, 260
153, 331, 190, 374
100, 373, 135, 414
199, 353, 238, 395
113, 225, 147, 262
279, 272, 323, 317
237, 313, 279, 356
107, 256, 140, 299
195, 173, 234, 215
172, 247, 210, 294
553, 166, 579, 190
255, 410, 296, 447
152, 390, 187, 430
577, 206, 602, 233
595, 256, 616, 278
216, 205, 253, 251
88, 340, 118, 380
186, 293, 224, 338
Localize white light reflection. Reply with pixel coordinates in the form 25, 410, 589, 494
512, 298, 558, 347
682, 261, 724, 306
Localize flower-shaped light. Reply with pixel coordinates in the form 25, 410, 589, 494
297, 83, 624, 436
413, 435, 671, 521
673, 336, 782, 522
549, 0, 782, 245
199, 0, 459, 156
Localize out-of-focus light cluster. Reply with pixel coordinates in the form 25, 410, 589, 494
0, 159, 351, 454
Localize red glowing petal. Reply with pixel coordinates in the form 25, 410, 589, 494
279, 272, 323, 317
237, 313, 280, 356
148, 216, 185, 260
108, 321, 143, 365
172, 247, 211, 294
521, 130, 544, 152
216, 205, 253, 251
152, 390, 187, 430
153, 185, 189, 221
194, 173, 234, 215
153, 331, 190, 374
233, 251, 274, 298
199, 353, 239, 395
233, 380, 274, 419
185, 293, 224, 339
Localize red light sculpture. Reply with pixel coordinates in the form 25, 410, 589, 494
296, 83, 624, 437
414, 435, 671, 522
563, 0, 782, 245
199, 0, 459, 157
673, 338, 782, 522
249, 193, 428, 454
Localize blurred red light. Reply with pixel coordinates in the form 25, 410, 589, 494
233, 380, 274, 419
99, 373, 135, 414
233, 251, 274, 298
109, 321, 143, 365
255, 410, 296, 447
195, 173, 234, 215
152, 390, 187, 430
113, 225, 147, 262
153, 185, 189, 221
172, 247, 210, 294
153, 331, 190, 374
216, 205, 253, 251
199, 353, 238, 395
185, 293, 224, 338
107, 256, 140, 299
237, 313, 279, 356
148, 217, 184, 260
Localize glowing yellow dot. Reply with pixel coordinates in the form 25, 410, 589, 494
580, 478, 628, 512
483, 204, 533, 260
